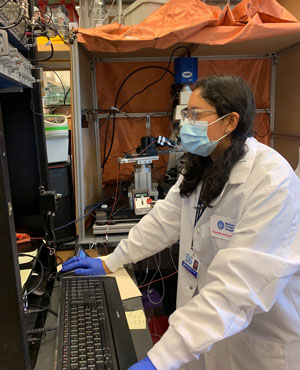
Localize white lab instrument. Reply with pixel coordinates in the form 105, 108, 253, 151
44, 115, 69, 163
119, 154, 159, 207
173, 85, 193, 122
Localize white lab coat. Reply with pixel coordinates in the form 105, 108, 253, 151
105, 137, 300, 370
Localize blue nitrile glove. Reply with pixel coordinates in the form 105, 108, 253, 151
128, 356, 156, 370
61, 256, 106, 276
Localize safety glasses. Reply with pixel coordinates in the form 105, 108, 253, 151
181, 107, 216, 125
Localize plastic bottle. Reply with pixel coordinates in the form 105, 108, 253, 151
54, 5, 70, 38
92, 0, 108, 27
45, 6, 55, 37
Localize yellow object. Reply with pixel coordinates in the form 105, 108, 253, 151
37, 35, 64, 45
125, 310, 146, 330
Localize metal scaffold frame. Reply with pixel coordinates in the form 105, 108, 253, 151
70, 33, 300, 242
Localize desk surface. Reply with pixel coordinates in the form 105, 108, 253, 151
34, 252, 153, 369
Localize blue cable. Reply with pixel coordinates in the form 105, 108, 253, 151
53, 198, 111, 231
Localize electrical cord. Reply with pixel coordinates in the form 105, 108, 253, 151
27, 14, 55, 62
19, 254, 44, 297
169, 246, 178, 272
147, 253, 165, 306
29, 236, 62, 264
85, 196, 114, 210
27, 327, 57, 335
43, 212, 56, 251
111, 204, 129, 217
139, 270, 178, 289
25, 291, 57, 317
63, 87, 70, 105
0, 0, 26, 29
53, 198, 111, 231
254, 111, 271, 138
110, 175, 125, 211
46, 5, 70, 45
102, 45, 191, 171
29, 95, 61, 116
138, 258, 150, 287
50, 213, 57, 247
25, 304, 57, 317
102, 110, 113, 171
102, 66, 174, 171
102, 140, 157, 221
31, 35, 54, 62
102, 45, 190, 168
43, 67, 69, 109
138, 247, 179, 290
33, 1, 55, 37
0, 0, 10, 9
34, 0, 69, 45
104, 139, 157, 239
117, 66, 175, 111
102, 0, 116, 24
105, 163, 121, 253
132, 138, 158, 158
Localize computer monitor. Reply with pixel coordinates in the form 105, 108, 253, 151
1, 89, 49, 237
0, 63, 50, 369
0, 102, 32, 369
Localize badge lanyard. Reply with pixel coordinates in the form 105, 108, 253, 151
182, 197, 205, 277
191, 199, 205, 252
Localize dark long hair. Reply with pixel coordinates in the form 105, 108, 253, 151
179, 75, 256, 207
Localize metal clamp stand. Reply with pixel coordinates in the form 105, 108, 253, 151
119, 155, 159, 208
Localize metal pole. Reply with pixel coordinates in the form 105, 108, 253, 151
70, 37, 85, 241
94, 53, 272, 63
270, 55, 279, 148
90, 60, 102, 198
117, 0, 122, 24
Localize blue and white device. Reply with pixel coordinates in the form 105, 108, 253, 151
174, 57, 198, 84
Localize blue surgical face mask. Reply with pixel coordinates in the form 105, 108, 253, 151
180, 113, 230, 157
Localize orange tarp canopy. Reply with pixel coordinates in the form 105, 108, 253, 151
75, 0, 299, 184
76, 0, 300, 53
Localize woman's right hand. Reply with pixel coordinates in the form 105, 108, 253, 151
61, 256, 111, 276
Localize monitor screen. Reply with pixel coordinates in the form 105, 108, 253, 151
74, 243, 89, 258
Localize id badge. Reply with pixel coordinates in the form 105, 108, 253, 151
182, 252, 199, 277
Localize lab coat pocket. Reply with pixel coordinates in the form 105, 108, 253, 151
210, 215, 236, 247
228, 331, 286, 370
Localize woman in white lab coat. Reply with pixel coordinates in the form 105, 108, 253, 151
62, 75, 300, 370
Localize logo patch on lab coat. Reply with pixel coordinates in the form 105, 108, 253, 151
211, 215, 235, 240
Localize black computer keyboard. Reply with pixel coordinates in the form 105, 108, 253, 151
56, 276, 137, 370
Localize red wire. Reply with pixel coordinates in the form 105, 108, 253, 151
138, 270, 178, 289
132, 139, 158, 159
30, 237, 63, 263
105, 164, 121, 254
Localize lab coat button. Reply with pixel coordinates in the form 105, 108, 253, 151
190, 286, 193, 290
